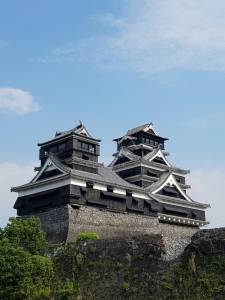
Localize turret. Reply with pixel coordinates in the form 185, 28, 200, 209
38, 122, 101, 173
113, 123, 168, 157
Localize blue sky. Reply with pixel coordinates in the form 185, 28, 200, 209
0, 0, 225, 228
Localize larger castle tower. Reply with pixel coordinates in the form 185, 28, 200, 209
110, 123, 197, 220
12, 122, 209, 256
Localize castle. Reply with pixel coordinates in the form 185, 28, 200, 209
12, 122, 209, 257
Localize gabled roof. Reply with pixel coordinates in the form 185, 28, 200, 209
143, 148, 171, 167
127, 123, 158, 136
127, 123, 159, 135
12, 154, 144, 193
114, 123, 168, 142
31, 156, 67, 183
11, 154, 210, 211
55, 122, 95, 139
146, 172, 193, 202
109, 147, 139, 167
38, 122, 101, 146
112, 156, 190, 175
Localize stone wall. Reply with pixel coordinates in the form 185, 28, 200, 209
54, 235, 166, 300
33, 205, 69, 244
54, 229, 225, 299
68, 205, 198, 260
33, 204, 198, 259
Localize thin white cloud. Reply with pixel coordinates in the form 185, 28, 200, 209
37, 0, 225, 73
0, 162, 34, 228
189, 168, 225, 228
0, 41, 7, 49
0, 87, 41, 115
185, 113, 225, 131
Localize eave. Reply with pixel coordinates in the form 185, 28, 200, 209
125, 174, 158, 183
158, 213, 209, 227
11, 173, 70, 192
112, 158, 190, 175
151, 193, 210, 210
11, 164, 146, 197
38, 132, 101, 147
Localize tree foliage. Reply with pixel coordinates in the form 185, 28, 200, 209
1, 217, 47, 255
160, 255, 225, 300
76, 231, 100, 242
0, 217, 54, 299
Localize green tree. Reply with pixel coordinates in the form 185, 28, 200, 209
1, 217, 47, 255
0, 239, 54, 300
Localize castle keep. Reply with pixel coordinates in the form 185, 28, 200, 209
12, 122, 209, 257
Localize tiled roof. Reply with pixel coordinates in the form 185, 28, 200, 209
146, 172, 171, 193
38, 123, 101, 146
152, 194, 210, 209
18, 154, 144, 192
114, 123, 162, 142
126, 123, 155, 136
11, 154, 210, 210
109, 147, 139, 166
143, 147, 159, 161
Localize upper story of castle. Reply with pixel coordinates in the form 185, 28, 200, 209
37, 122, 101, 174
113, 123, 167, 153
110, 123, 190, 195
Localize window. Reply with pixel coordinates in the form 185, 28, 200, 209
50, 146, 57, 153
191, 212, 197, 219
107, 186, 114, 192
79, 141, 96, 153
143, 137, 150, 144
58, 143, 66, 151
82, 142, 89, 151
150, 140, 154, 146
82, 154, 90, 160
89, 144, 95, 153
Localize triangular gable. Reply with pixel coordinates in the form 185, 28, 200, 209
151, 173, 192, 202
109, 152, 132, 167
78, 128, 89, 136
109, 148, 139, 167
143, 123, 158, 136
160, 185, 186, 199
144, 148, 171, 167
126, 123, 159, 137
75, 125, 93, 138
31, 157, 67, 183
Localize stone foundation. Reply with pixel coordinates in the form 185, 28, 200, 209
34, 204, 198, 260
33, 205, 69, 244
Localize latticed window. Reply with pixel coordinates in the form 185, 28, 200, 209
78, 141, 96, 153
89, 145, 95, 153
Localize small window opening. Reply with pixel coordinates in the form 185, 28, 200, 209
82, 154, 90, 160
